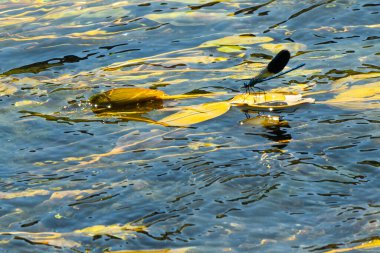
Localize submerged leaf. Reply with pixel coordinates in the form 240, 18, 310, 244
240, 115, 289, 127
159, 102, 231, 126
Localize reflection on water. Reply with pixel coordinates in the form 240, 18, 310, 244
240, 112, 292, 149
2, 54, 92, 76
1, 0, 380, 252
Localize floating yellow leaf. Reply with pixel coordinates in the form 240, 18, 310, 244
164, 91, 228, 100
229, 92, 315, 110
90, 87, 228, 109
230, 92, 287, 105
324, 238, 380, 253
159, 102, 231, 126
90, 88, 166, 108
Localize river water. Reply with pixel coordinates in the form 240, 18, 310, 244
0, 1, 379, 252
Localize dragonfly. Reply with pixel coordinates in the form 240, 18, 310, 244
243, 49, 305, 94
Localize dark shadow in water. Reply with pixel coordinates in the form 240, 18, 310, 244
189, 1, 221, 10
91, 99, 163, 124
18, 98, 163, 125
2, 53, 96, 76
233, 0, 275, 15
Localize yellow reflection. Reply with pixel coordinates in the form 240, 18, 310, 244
325, 81, 380, 110
200, 35, 273, 47
261, 42, 307, 53
332, 73, 380, 89
0, 222, 146, 248
0, 189, 50, 199
104, 35, 273, 71
105, 248, 193, 253
145, 11, 229, 26
324, 239, 380, 253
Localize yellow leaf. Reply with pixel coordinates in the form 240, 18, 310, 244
324, 239, 380, 253
90, 88, 166, 108
163, 91, 228, 100
229, 92, 315, 109
159, 102, 231, 126
230, 92, 287, 105
200, 35, 273, 47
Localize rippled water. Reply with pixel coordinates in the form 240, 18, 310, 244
1, 1, 379, 252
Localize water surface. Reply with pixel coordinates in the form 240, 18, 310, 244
0, 1, 379, 252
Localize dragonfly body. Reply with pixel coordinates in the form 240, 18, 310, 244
243, 50, 305, 92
